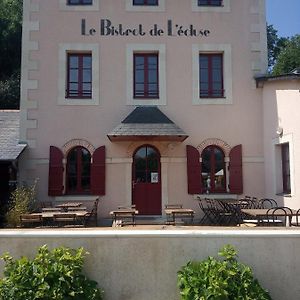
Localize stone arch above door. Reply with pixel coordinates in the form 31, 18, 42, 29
62, 139, 95, 156
197, 138, 231, 156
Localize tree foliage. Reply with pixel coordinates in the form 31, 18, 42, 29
272, 35, 300, 75
0, 0, 22, 109
267, 24, 288, 71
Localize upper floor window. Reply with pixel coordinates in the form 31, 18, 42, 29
198, 0, 222, 6
133, 0, 158, 5
199, 53, 224, 98
66, 53, 92, 99
134, 53, 159, 99
67, 0, 92, 5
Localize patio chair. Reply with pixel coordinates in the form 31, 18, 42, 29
197, 198, 218, 225
53, 213, 76, 227
291, 208, 300, 227
85, 198, 99, 226
258, 198, 278, 209
265, 207, 293, 227
20, 214, 43, 228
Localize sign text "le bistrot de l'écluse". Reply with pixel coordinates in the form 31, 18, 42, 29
81, 19, 210, 37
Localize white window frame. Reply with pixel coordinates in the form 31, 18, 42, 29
58, 43, 100, 106
192, 44, 233, 105
272, 134, 295, 196
59, 0, 99, 11
126, 44, 166, 106
126, 0, 165, 12
192, 0, 230, 12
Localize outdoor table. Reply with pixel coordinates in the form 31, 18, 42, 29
241, 208, 297, 226
31, 211, 88, 226
110, 209, 139, 226
165, 208, 194, 225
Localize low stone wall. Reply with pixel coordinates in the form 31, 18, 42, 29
0, 229, 299, 300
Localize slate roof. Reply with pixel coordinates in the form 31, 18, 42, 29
0, 110, 27, 160
108, 107, 188, 142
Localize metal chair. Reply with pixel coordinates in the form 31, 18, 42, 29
197, 198, 218, 225
291, 208, 300, 226
85, 198, 100, 226
266, 207, 293, 227
259, 198, 278, 209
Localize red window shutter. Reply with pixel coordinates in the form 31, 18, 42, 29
229, 144, 243, 194
48, 146, 64, 196
186, 145, 202, 194
91, 146, 106, 195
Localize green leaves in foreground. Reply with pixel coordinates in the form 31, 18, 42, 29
0, 245, 103, 300
178, 244, 272, 300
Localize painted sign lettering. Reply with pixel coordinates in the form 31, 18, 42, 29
81, 19, 210, 38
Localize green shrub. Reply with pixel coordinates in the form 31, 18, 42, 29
5, 180, 38, 227
0, 245, 104, 300
178, 244, 272, 300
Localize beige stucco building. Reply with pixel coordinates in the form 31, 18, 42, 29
17, 0, 299, 222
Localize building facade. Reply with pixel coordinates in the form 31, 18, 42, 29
20, 0, 269, 220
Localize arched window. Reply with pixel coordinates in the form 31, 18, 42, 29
201, 145, 226, 193
66, 146, 91, 194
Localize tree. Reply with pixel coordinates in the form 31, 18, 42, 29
272, 35, 300, 75
267, 24, 288, 71
0, 0, 23, 109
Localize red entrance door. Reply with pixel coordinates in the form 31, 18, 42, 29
132, 145, 161, 215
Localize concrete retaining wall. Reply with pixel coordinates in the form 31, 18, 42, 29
0, 229, 299, 300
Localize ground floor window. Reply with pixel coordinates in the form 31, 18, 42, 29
187, 143, 243, 195
201, 145, 226, 193
66, 146, 91, 194
48, 145, 105, 196
281, 143, 291, 194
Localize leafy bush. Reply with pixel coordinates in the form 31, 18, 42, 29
0, 245, 104, 300
178, 244, 272, 300
5, 180, 38, 227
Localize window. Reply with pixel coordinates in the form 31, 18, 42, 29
67, 0, 92, 5
201, 146, 226, 193
134, 53, 159, 99
133, 0, 158, 5
198, 0, 222, 6
66, 53, 92, 99
49, 145, 105, 197
66, 147, 91, 194
199, 53, 224, 98
281, 143, 291, 193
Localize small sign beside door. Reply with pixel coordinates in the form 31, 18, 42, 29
151, 172, 159, 183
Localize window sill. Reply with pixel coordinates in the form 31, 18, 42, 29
55, 195, 99, 202
193, 194, 238, 200
276, 193, 292, 198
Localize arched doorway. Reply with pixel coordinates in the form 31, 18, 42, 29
132, 145, 161, 215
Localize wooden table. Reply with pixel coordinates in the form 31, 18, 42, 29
165, 208, 194, 225
110, 209, 139, 226
241, 208, 297, 226
31, 211, 88, 226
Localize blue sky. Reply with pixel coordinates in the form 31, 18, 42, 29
266, 0, 300, 37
